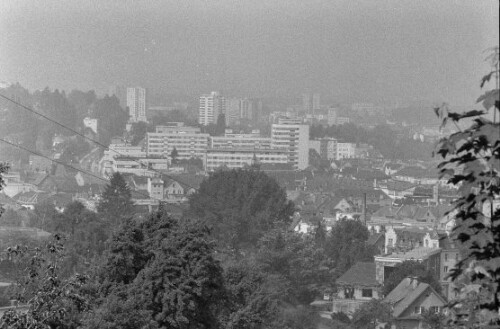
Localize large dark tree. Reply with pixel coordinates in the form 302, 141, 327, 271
325, 219, 374, 277
98, 218, 152, 287
188, 169, 295, 250
256, 229, 331, 305
86, 210, 226, 329
97, 172, 134, 225
350, 299, 393, 329
132, 219, 225, 329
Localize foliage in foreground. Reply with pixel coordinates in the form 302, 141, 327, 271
434, 47, 500, 327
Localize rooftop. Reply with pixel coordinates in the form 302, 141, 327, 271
377, 247, 441, 261
384, 277, 445, 318
336, 262, 380, 287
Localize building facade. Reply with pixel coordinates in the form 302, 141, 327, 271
205, 148, 288, 172
146, 124, 209, 164
126, 87, 147, 122
271, 120, 309, 170
199, 91, 225, 126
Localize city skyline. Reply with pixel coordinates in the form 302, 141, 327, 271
0, 0, 498, 107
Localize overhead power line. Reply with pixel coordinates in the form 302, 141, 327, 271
0, 137, 189, 211
0, 92, 198, 191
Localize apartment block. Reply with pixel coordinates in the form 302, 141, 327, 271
199, 91, 225, 126
271, 120, 309, 170
126, 87, 147, 122
146, 124, 209, 163
206, 148, 289, 172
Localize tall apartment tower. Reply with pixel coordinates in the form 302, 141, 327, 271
199, 91, 226, 126
271, 119, 310, 170
126, 87, 147, 122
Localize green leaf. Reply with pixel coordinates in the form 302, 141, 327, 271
476, 89, 500, 110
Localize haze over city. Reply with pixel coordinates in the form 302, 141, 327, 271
0, 1, 499, 328
1, 0, 498, 105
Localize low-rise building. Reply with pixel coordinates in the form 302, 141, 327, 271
374, 247, 441, 285
332, 262, 381, 315
111, 157, 169, 177
384, 277, 447, 329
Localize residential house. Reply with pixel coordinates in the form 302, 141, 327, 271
332, 262, 382, 315
384, 277, 447, 329
384, 162, 404, 176
336, 188, 392, 214
384, 226, 440, 254
377, 180, 417, 200
368, 204, 452, 233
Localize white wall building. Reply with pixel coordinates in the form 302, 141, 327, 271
210, 134, 272, 150
111, 157, 169, 177
127, 87, 147, 122
205, 148, 289, 172
199, 91, 225, 126
336, 142, 356, 159
271, 120, 309, 170
83, 117, 98, 134
146, 124, 209, 164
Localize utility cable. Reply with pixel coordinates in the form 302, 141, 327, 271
0, 93, 199, 190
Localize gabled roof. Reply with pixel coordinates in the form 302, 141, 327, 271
372, 206, 400, 219
336, 262, 380, 287
0, 192, 21, 209
384, 278, 446, 318
394, 166, 438, 179
366, 233, 384, 246
336, 188, 390, 200
25, 172, 49, 186
382, 180, 417, 192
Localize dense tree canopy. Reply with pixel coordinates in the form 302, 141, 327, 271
309, 122, 433, 161
87, 209, 227, 329
188, 169, 295, 250
325, 219, 374, 277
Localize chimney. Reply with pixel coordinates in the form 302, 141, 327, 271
433, 184, 439, 205
409, 276, 419, 289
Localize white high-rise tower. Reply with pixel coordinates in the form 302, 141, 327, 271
199, 91, 226, 126
126, 87, 147, 122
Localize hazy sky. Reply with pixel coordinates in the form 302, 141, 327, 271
0, 0, 498, 105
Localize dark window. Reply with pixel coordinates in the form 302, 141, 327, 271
362, 289, 373, 298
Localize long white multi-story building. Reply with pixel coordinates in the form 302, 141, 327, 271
199, 91, 225, 126
146, 123, 209, 164
271, 119, 309, 170
210, 134, 272, 150
127, 87, 147, 122
205, 148, 289, 172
